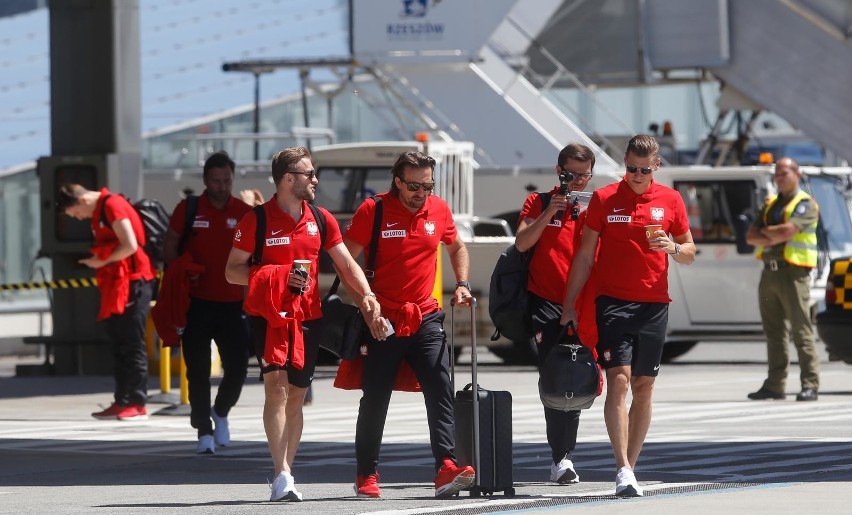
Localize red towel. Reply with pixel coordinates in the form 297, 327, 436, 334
151, 253, 205, 347
92, 244, 130, 321
244, 265, 310, 370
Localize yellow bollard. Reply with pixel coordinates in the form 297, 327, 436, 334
179, 348, 189, 405
434, 245, 443, 308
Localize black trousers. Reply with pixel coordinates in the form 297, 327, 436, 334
530, 293, 581, 464
102, 279, 154, 406
182, 298, 250, 437
356, 311, 456, 475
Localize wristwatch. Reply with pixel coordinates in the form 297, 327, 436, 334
671, 243, 682, 256
455, 281, 471, 290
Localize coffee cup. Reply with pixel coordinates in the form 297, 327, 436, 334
293, 259, 311, 274
645, 224, 663, 243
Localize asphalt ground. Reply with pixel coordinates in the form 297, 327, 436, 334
1, 342, 852, 514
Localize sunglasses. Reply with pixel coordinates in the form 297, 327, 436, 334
399, 179, 435, 192
287, 170, 317, 180
625, 165, 655, 175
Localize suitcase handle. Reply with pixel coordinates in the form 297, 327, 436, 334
450, 297, 480, 485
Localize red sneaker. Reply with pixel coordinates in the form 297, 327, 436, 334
434, 459, 475, 498
115, 404, 148, 421
354, 473, 381, 498
91, 403, 124, 420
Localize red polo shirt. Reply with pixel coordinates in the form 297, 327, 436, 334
232, 196, 342, 319
169, 192, 252, 302
520, 188, 583, 303
585, 180, 688, 303
93, 188, 155, 282
345, 193, 456, 313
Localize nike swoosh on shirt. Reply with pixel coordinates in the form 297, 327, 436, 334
386, 222, 398, 227
613, 208, 625, 213
271, 229, 284, 235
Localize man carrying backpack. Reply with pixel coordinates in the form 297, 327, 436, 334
513, 143, 599, 485
225, 147, 383, 502
160, 151, 253, 454
58, 183, 157, 421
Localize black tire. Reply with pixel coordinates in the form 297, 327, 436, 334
661, 341, 698, 363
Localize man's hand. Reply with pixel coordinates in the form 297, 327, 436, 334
560, 306, 577, 327
360, 295, 389, 341
78, 255, 106, 269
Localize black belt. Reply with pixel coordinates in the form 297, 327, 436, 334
764, 259, 790, 271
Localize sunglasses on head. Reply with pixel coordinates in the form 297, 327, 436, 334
399, 179, 435, 192
625, 165, 655, 175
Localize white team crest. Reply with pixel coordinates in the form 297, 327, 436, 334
424, 221, 435, 235
306, 222, 318, 236
650, 208, 664, 221
234, 229, 242, 242
226, 217, 237, 229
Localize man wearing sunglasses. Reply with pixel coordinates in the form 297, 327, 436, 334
514, 143, 599, 486
561, 134, 696, 497
226, 147, 382, 502
341, 150, 476, 499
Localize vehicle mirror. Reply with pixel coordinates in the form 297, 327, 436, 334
734, 212, 755, 255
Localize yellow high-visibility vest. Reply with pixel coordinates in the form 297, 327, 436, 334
755, 190, 818, 267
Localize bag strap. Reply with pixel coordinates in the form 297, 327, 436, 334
98, 193, 114, 228
177, 194, 199, 255
329, 196, 383, 296
307, 202, 327, 248
251, 204, 266, 265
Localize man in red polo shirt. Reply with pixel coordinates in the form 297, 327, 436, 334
58, 183, 156, 421
343, 150, 476, 499
225, 147, 382, 502
161, 151, 253, 455
515, 142, 598, 485
561, 134, 696, 497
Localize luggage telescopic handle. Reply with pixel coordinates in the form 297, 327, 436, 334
450, 297, 481, 485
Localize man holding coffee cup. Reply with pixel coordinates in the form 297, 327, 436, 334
225, 147, 384, 502
561, 134, 695, 497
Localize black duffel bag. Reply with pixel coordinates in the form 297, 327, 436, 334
539, 321, 601, 411
319, 276, 365, 360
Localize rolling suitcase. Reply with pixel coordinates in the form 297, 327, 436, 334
451, 297, 515, 497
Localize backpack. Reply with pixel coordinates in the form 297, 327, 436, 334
100, 194, 171, 271
488, 192, 550, 343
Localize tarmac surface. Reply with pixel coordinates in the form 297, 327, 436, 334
1, 343, 852, 514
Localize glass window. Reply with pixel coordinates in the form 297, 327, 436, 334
674, 180, 757, 243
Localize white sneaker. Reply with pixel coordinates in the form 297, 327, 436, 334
269, 471, 303, 502
211, 408, 230, 446
196, 434, 215, 455
549, 457, 579, 484
615, 466, 643, 497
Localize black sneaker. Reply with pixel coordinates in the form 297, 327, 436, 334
796, 388, 818, 401
747, 387, 785, 400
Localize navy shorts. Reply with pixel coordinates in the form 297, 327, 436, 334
250, 316, 322, 388
595, 295, 668, 377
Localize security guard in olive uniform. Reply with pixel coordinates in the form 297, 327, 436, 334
746, 157, 820, 402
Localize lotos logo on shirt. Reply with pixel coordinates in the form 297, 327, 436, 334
650, 207, 664, 221
607, 215, 632, 223
266, 237, 291, 246
382, 229, 407, 238
548, 219, 562, 228
193, 220, 210, 228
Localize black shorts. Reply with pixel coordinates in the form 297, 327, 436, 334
249, 316, 322, 388
595, 295, 668, 377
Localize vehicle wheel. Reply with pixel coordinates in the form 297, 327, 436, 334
661, 341, 698, 363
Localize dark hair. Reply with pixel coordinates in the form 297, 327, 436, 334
203, 151, 235, 178
271, 147, 312, 185
625, 134, 660, 158
56, 183, 86, 210
389, 150, 436, 195
558, 143, 595, 170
